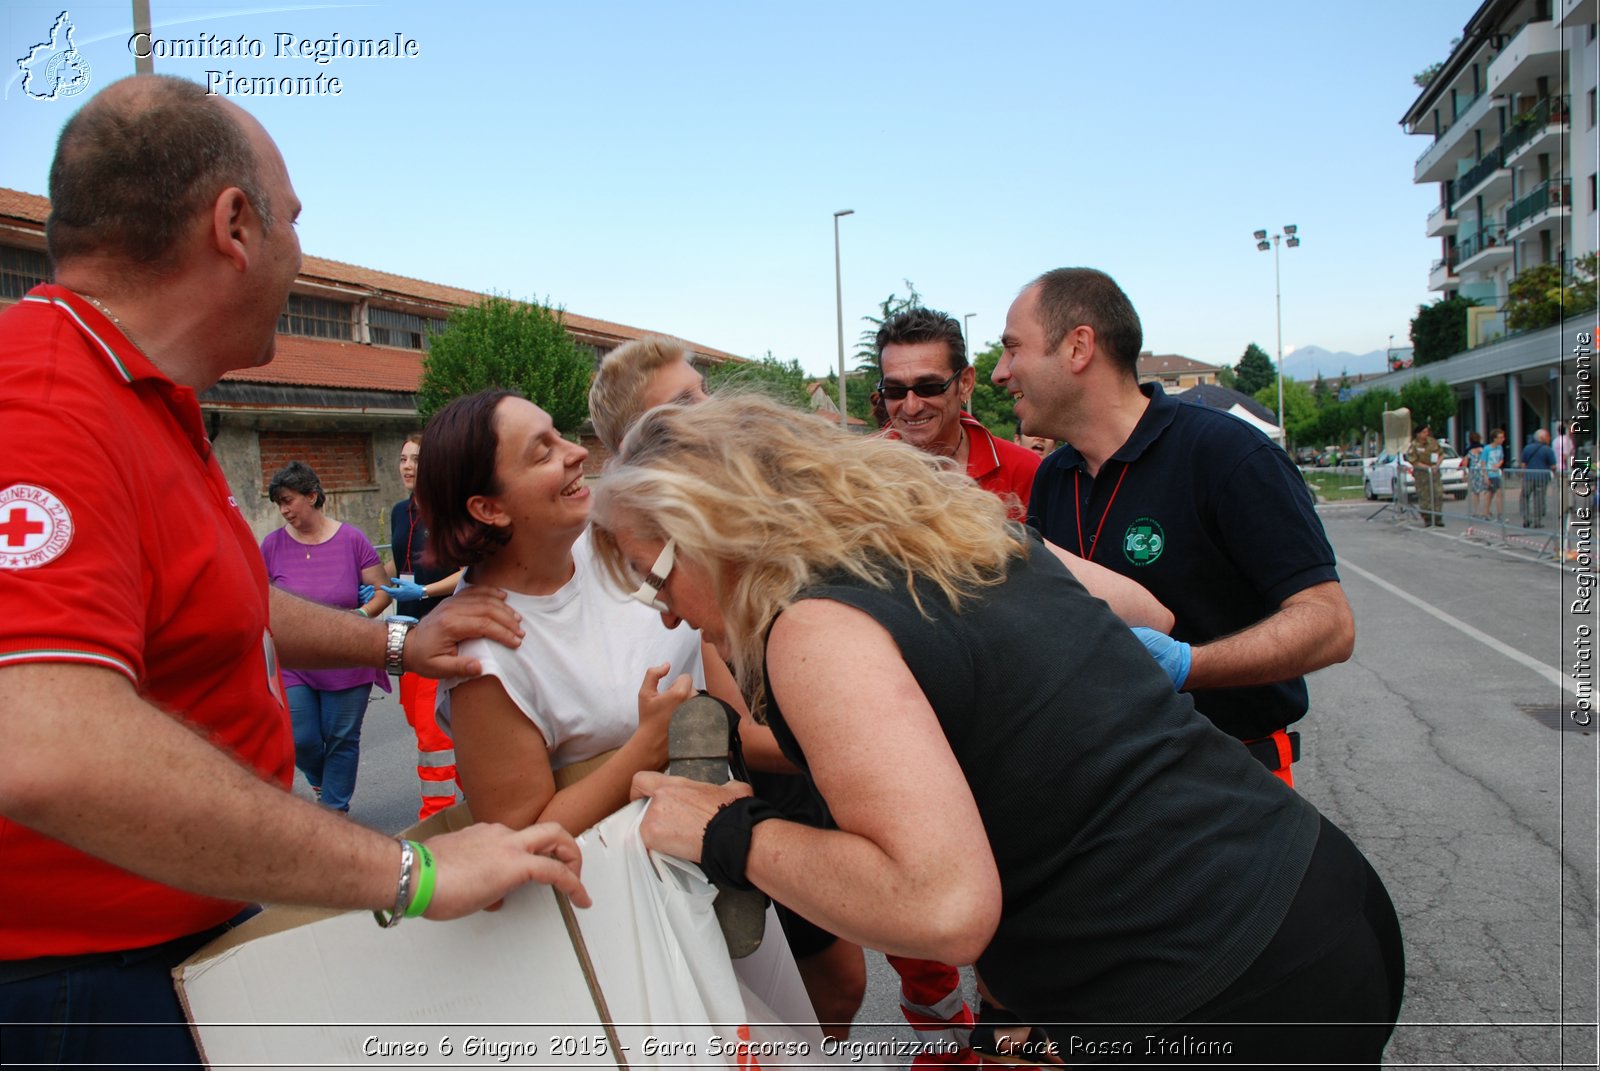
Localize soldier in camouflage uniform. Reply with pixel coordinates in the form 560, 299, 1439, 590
1406, 423, 1444, 527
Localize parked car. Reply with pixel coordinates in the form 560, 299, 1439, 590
1337, 457, 1366, 471
1364, 441, 1467, 501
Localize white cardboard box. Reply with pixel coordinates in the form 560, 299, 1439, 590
175, 801, 822, 1069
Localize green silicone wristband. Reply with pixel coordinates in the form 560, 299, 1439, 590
404, 841, 436, 919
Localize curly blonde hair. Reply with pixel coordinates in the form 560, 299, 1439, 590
587, 336, 695, 453
590, 393, 1027, 715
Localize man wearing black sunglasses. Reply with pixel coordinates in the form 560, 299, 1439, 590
876, 307, 1041, 518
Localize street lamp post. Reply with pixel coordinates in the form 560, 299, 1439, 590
962, 313, 976, 413
1253, 225, 1300, 448
833, 210, 855, 428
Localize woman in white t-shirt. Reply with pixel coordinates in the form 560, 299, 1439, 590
416, 389, 745, 837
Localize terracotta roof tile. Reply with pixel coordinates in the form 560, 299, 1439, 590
0, 188, 49, 223
1137, 352, 1221, 375
223, 336, 423, 393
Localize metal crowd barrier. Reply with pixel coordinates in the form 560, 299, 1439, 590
1364, 463, 1592, 562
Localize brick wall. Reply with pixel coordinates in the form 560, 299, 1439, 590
259, 431, 374, 493
579, 430, 612, 477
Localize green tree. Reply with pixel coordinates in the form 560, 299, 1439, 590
1254, 377, 1317, 447
1507, 254, 1599, 331
1398, 377, 1456, 433
821, 369, 877, 424
854, 280, 923, 371
1234, 343, 1276, 395
1311, 373, 1334, 409
1506, 263, 1567, 332
1215, 364, 1239, 391
1409, 296, 1477, 365
969, 341, 1018, 440
706, 351, 811, 410
1572, 253, 1600, 314
417, 294, 592, 429
1351, 388, 1401, 448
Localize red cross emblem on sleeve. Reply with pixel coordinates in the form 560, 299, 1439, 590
0, 485, 74, 569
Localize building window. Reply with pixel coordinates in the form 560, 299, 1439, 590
277, 294, 354, 340
0, 245, 50, 300
368, 306, 447, 350
1590, 172, 1597, 213
1589, 88, 1596, 130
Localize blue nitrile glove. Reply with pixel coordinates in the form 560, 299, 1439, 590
1131, 626, 1192, 690
358, 584, 375, 605
381, 578, 427, 602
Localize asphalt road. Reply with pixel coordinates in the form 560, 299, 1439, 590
327, 500, 1597, 1068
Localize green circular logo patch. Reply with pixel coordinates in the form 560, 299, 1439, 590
1122, 517, 1165, 567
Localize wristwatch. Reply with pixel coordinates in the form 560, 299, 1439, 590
385, 616, 418, 676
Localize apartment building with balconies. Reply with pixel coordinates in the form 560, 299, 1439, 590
1405, 0, 1596, 337
1375, 0, 1599, 453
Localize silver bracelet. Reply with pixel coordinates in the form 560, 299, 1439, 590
374, 838, 415, 929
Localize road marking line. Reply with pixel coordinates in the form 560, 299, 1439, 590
1340, 556, 1575, 699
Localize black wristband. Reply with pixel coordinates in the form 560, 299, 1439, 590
699, 796, 783, 891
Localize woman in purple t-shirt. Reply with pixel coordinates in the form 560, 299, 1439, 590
260, 462, 391, 812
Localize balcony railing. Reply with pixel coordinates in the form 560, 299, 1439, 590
1413, 87, 1487, 165
1426, 203, 1458, 233
1500, 94, 1570, 159
1457, 145, 1506, 196
1457, 224, 1507, 262
1507, 178, 1572, 231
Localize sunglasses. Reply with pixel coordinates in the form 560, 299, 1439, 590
875, 370, 962, 401
628, 538, 676, 612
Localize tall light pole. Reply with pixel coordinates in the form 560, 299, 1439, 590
1253, 225, 1300, 447
962, 314, 976, 413
833, 209, 854, 428
132, 0, 154, 73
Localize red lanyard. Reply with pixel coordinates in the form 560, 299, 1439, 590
1073, 463, 1130, 562
401, 498, 417, 573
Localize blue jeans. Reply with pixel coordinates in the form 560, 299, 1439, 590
286, 684, 370, 811
0, 908, 257, 1068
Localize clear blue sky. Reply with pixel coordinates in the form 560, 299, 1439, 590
1, 0, 1477, 375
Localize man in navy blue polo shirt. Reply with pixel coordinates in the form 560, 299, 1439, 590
993, 268, 1355, 786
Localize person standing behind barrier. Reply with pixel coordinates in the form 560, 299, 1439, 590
1484, 428, 1508, 522
1465, 431, 1487, 519
261, 461, 392, 812
1520, 428, 1558, 529
1554, 422, 1575, 520
386, 434, 469, 819
1406, 423, 1444, 528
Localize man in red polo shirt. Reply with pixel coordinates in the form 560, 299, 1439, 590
871, 307, 1046, 1061
876, 307, 1040, 519
0, 75, 588, 1067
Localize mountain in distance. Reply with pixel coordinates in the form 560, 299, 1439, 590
1279, 344, 1408, 382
